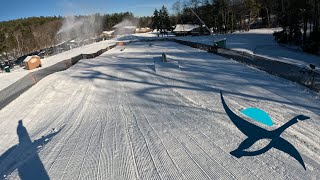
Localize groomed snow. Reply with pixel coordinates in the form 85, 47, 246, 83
133, 29, 320, 71
0, 41, 319, 179
38, 39, 117, 69
173, 28, 320, 71
2, 28, 319, 92
0, 39, 117, 92
0, 71, 29, 92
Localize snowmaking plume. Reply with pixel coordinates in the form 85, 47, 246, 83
57, 16, 84, 35
56, 14, 103, 45
55, 0, 104, 44
113, 18, 139, 36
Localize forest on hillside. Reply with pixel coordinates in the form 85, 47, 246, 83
0, 12, 152, 60
0, 0, 319, 61
167, 0, 319, 53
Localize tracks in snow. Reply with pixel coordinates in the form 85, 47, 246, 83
0, 42, 319, 179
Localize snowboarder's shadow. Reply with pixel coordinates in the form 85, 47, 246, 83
0, 120, 63, 179
220, 91, 309, 170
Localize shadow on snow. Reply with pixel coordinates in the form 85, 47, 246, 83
220, 91, 308, 170
0, 120, 63, 180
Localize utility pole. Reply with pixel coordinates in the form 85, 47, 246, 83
231, 0, 234, 32
303, 0, 307, 43
190, 8, 213, 35
266, 8, 270, 27
314, 0, 319, 32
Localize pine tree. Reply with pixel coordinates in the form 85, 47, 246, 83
0, 31, 6, 54
159, 6, 172, 32
152, 9, 160, 31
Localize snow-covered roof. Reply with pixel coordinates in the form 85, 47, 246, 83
102, 30, 114, 35
122, 26, 137, 29
138, 27, 151, 30
173, 24, 199, 32
23, 56, 39, 63
23, 56, 33, 63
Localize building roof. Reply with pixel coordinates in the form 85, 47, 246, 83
23, 56, 40, 63
123, 26, 137, 29
173, 24, 200, 32
102, 30, 114, 35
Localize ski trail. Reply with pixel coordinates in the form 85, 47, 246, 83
1, 41, 319, 179
47, 86, 94, 179
153, 42, 316, 178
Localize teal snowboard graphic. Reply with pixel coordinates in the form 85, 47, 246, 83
220, 91, 309, 170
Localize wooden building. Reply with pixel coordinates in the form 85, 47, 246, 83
173, 24, 210, 36
24, 56, 42, 70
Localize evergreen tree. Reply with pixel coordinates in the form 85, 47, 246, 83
0, 31, 6, 54
152, 9, 160, 30
152, 6, 172, 33
159, 6, 172, 32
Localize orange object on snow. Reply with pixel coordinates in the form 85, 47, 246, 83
24, 56, 42, 70
116, 42, 125, 46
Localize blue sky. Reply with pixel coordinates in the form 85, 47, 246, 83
0, 0, 173, 21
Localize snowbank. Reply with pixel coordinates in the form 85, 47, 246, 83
0, 39, 117, 92
128, 29, 319, 71
174, 28, 320, 71
0, 41, 319, 179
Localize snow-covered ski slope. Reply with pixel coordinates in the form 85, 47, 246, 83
0, 41, 320, 179
0, 39, 117, 92
135, 29, 320, 71
174, 29, 320, 71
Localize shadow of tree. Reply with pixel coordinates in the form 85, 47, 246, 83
70, 46, 320, 116
0, 120, 63, 179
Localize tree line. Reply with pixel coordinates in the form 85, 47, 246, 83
1, 0, 319, 60
0, 13, 152, 61
170, 0, 319, 33
152, 6, 172, 33
0, 16, 62, 60
165, 0, 319, 53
